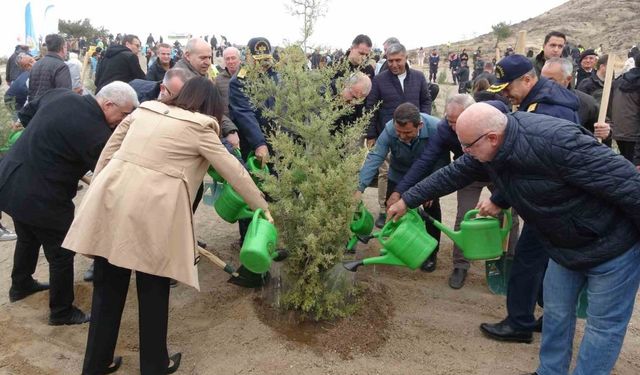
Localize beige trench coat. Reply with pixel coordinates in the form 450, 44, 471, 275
62, 101, 268, 290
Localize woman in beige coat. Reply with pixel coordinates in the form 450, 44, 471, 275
63, 77, 270, 375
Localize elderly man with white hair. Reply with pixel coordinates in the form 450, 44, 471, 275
388, 103, 640, 375
0, 82, 138, 326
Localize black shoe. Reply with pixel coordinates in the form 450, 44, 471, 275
448, 268, 467, 289
197, 240, 207, 249
375, 213, 387, 228
9, 280, 50, 302
420, 254, 437, 272
167, 352, 182, 374
83, 263, 95, 282
533, 316, 543, 333
105, 356, 122, 374
49, 307, 90, 326
479, 320, 533, 343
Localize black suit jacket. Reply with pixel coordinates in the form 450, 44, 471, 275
0, 89, 113, 231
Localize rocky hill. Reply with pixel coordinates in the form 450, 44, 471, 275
425, 0, 638, 60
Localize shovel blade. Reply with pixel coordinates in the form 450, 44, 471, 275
485, 254, 512, 295
227, 265, 270, 288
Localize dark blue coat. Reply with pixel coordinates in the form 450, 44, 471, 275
4, 71, 30, 111
396, 100, 509, 194
519, 77, 580, 123
365, 65, 432, 139
402, 111, 640, 270
394, 119, 463, 194
228, 67, 278, 152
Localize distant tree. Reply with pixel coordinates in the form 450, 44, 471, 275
58, 19, 110, 42
491, 22, 512, 49
286, 0, 328, 52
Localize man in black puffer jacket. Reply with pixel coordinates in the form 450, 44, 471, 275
389, 103, 640, 375
94, 34, 146, 92
476, 54, 581, 344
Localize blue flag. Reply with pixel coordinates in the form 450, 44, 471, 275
25, 2, 39, 56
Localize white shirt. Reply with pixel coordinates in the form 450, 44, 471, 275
397, 71, 407, 92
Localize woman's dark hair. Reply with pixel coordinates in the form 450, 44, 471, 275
472, 78, 490, 94
161, 77, 224, 122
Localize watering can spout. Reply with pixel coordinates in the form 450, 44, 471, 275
343, 260, 364, 272
425, 213, 461, 244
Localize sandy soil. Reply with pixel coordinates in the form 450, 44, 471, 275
1, 81, 640, 375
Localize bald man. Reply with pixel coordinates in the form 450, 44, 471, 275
174, 38, 212, 78
388, 103, 640, 375
175, 38, 238, 147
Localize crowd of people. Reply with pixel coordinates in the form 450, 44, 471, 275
1, 28, 640, 375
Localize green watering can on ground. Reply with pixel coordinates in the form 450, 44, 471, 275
344, 209, 438, 271
239, 208, 279, 274
346, 202, 375, 252
213, 182, 254, 223
428, 209, 512, 260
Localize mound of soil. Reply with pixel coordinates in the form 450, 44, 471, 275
254, 276, 392, 359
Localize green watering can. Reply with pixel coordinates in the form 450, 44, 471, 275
213, 182, 254, 223
239, 208, 279, 274
246, 151, 270, 185
344, 209, 438, 271
346, 202, 375, 252
207, 149, 242, 183
0, 129, 23, 153
207, 166, 225, 183
428, 209, 512, 260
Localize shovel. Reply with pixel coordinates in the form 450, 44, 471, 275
197, 245, 271, 288
485, 209, 513, 295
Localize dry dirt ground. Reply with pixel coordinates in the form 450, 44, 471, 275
1, 77, 640, 375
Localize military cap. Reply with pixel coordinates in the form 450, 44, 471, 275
247, 37, 272, 60
488, 54, 534, 93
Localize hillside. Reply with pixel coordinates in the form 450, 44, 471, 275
427, 0, 638, 58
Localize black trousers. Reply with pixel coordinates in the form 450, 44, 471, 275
429, 67, 438, 82
616, 140, 636, 163
386, 179, 441, 255
505, 224, 547, 330
11, 219, 75, 319
82, 257, 170, 375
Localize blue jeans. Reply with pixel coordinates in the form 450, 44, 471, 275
537, 241, 640, 375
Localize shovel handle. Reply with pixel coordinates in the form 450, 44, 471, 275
197, 246, 239, 277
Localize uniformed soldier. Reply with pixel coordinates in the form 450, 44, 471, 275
228, 37, 279, 164
228, 37, 279, 241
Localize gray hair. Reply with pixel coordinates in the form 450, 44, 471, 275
446, 94, 475, 110
544, 57, 573, 77
345, 72, 372, 96
523, 68, 538, 79
386, 43, 406, 56
162, 67, 189, 85
223, 46, 241, 58
16, 52, 30, 64
96, 81, 140, 108
384, 37, 400, 46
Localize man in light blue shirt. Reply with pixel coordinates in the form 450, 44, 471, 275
355, 102, 448, 271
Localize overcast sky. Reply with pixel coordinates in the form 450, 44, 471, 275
2, 0, 568, 57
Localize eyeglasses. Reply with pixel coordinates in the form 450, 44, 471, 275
460, 132, 491, 149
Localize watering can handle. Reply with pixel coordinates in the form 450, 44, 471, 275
375, 218, 396, 245
500, 209, 513, 238
463, 209, 480, 221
